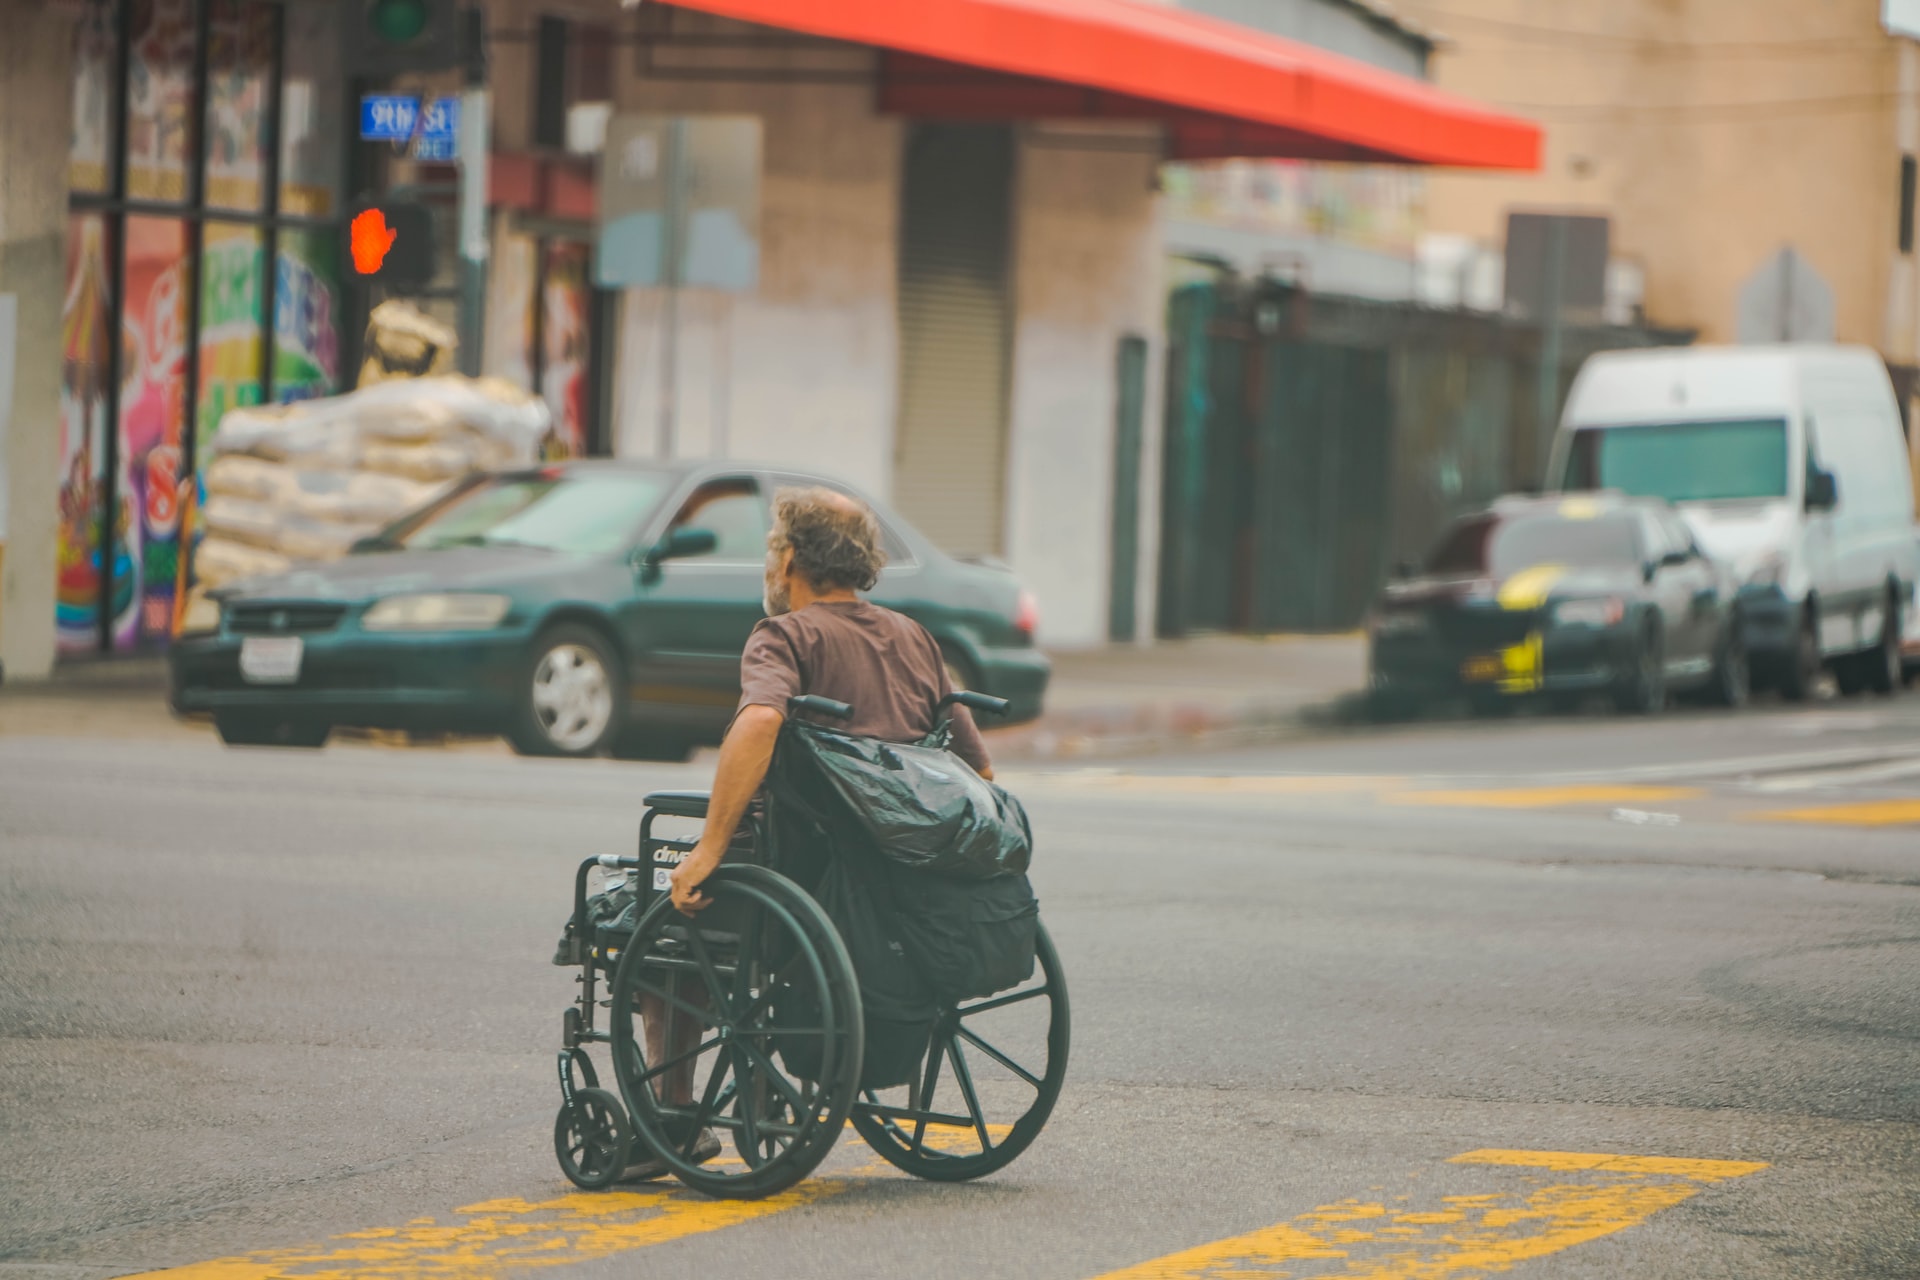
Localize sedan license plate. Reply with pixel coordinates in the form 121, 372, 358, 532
239, 635, 303, 684
1460, 654, 1502, 683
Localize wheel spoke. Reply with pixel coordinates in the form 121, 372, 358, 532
681, 1044, 735, 1152
911, 1031, 944, 1154
635, 1033, 724, 1085
735, 1047, 763, 1165
735, 1037, 812, 1118
955, 1024, 1044, 1090
685, 929, 740, 1025
632, 977, 716, 1026
956, 984, 1049, 1017
946, 1037, 994, 1153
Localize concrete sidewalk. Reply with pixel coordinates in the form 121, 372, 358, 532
0, 634, 1370, 758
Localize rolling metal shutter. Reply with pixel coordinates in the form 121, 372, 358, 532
893, 124, 1015, 557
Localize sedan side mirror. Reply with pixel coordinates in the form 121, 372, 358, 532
635, 527, 719, 582
1806, 469, 1839, 512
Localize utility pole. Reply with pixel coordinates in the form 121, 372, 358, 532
457, 6, 489, 376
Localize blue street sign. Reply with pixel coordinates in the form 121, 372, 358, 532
414, 97, 460, 161
359, 93, 419, 142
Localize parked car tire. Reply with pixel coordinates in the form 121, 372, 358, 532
1708, 623, 1750, 709
1613, 622, 1666, 715
1865, 588, 1903, 696
1776, 605, 1821, 702
215, 713, 329, 749
509, 624, 623, 758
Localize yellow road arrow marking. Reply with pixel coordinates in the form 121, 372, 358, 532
1089, 1147, 1767, 1279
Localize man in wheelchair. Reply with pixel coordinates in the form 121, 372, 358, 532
630, 487, 994, 1176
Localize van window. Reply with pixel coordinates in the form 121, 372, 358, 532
1562, 419, 1789, 503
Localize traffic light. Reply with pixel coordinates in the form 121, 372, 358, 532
343, 0, 463, 76
343, 201, 435, 286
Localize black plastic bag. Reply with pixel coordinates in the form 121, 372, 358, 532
784, 721, 1032, 880
885, 866, 1038, 1006
809, 848, 936, 1089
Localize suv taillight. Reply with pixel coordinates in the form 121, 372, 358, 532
1014, 589, 1039, 640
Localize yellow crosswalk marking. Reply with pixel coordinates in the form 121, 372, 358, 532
1748, 799, 1920, 827
1386, 784, 1699, 809
124, 1182, 843, 1279
1088, 1148, 1767, 1279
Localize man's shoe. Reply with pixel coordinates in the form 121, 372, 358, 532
616, 1125, 722, 1182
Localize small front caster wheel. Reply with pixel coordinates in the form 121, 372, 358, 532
554, 1087, 633, 1190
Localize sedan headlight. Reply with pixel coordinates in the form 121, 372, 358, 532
1553, 597, 1625, 627
362, 593, 512, 632
178, 591, 222, 636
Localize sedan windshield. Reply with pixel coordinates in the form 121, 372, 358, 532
1426, 513, 1640, 578
1561, 419, 1789, 503
392, 472, 672, 554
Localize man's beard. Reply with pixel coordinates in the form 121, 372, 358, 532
763, 557, 791, 616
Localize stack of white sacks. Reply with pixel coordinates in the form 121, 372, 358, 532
195, 376, 551, 588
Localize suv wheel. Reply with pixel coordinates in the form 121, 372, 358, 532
1866, 588, 1903, 696
1613, 623, 1667, 715
1776, 606, 1821, 702
1709, 624, 1750, 709
509, 625, 622, 757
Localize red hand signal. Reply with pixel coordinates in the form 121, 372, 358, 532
350, 208, 399, 275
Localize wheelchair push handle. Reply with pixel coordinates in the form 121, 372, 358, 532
787, 694, 854, 720
939, 689, 1011, 717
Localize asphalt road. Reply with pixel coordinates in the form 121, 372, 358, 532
2, 695, 1917, 1279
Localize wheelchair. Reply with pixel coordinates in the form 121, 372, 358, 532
554, 692, 1070, 1199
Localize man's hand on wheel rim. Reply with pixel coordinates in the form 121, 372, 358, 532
670, 843, 723, 915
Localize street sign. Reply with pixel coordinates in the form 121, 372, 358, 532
360, 93, 420, 142
359, 95, 458, 159
414, 97, 460, 161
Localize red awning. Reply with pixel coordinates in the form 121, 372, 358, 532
656, 0, 1540, 169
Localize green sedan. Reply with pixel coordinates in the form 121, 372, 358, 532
168, 461, 1050, 756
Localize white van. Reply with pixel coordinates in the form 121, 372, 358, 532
1546, 344, 1918, 699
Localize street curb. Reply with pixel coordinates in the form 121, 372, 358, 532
984, 691, 1373, 762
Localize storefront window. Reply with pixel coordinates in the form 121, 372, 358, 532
63, 0, 345, 655
204, 0, 274, 212
70, 7, 119, 194
274, 229, 342, 403
125, 0, 197, 204
278, 2, 343, 217
57, 216, 117, 653
118, 217, 193, 649
198, 223, 265, 455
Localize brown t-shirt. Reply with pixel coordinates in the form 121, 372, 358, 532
737, 600, 991, 775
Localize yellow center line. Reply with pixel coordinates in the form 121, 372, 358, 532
1384, 784, 1701, 809
1088, 1148, 1767, 1280
1746, 798, 1920, 827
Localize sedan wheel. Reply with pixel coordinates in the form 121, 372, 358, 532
1710, 625, 1750, 709
1866, 590, 1903, 696
1613, 625, 1666, 715
511, 626, 620, 757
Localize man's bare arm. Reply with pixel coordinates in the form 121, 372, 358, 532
668, 704, 784, 913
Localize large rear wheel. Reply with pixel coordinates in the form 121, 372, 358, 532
851, 922, 1069, 1181
608, 865, 862, 1199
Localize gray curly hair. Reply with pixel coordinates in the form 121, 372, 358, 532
769, 487, 887, 592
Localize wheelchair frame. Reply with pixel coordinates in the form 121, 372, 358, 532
553, 692, 1070, 1199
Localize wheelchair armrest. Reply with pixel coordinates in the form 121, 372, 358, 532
643, 790, 712, 819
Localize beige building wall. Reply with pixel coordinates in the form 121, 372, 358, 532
1399, 0, 1901, 352
1005, 137, 1166, 648
0, 0, 76, 682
